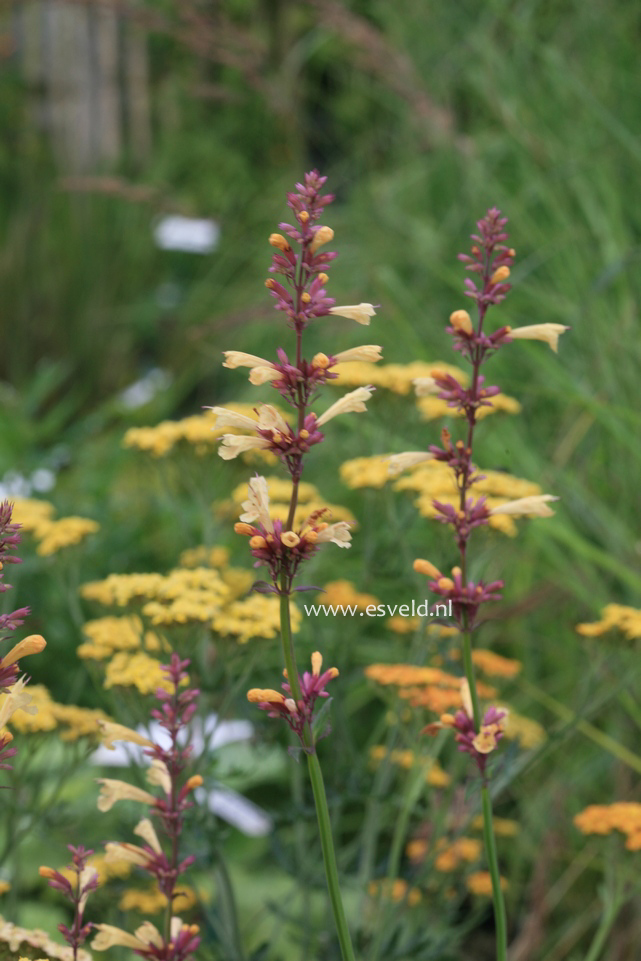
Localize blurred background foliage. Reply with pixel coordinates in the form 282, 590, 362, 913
1, 0, 641, 958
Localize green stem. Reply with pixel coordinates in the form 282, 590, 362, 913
279, 586, 356, 961
306, 751, 357, 961
481, 785, 508, 961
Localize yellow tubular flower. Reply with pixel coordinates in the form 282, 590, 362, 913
507, 323, 569, 352
240, 476, 274, 533
209, 407, 258, 430
104, 841, 152, 868
281, 531, 300, 548
332, 345, 383, 364
316, 386, 375, 426
134, 818, 163, 854
413, 376, 439, 396
96, 779, 157, 813
222, 351, 272, 370
269, 233, 291, 252
388, 451, 434, 476
147, 759, 171, 794
315, 522, 352, 548
328, 303, 376, 326
98, 720, 155, 751
218, 435, 271, 460
92, 922, 162, 952
249, 366, 280, 385
247, 688, 285, 704
0, 677, 36, 728
0, 634, 46, 668
489, 494, 558, 517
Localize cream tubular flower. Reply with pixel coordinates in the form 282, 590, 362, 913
507, 323, 569, 353
387, 451, 434, 476
92, 921, 163, 952
490, 494, 559, 518
0, 676, 36, 728
316, 522, 352, 548
218, 434, 271, 460
222, 351, 272, 370
258, 405, 290, 435
98, 720, 155, 751
413, 376, 439, 397
316, 386, 375, 427
461, 679, 474, 718
134, 817, 163, 854
328, 303, 376, 326
240, 476, 274, 533
209, 407, 258, 430
104, 841, 152, 868
147, 758, 171, 794
96, 778, 157, 813
249, 366, 280, 385
332, 345, 383, 364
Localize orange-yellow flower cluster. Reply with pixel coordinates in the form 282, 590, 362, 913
574, 802, 641, 849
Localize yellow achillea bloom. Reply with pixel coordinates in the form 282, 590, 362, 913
123, 402, 284, 459
574, 802, 641, 849
367, 878, 421, 906
103, 652, 185, 695
317, 580, 380, 612
576, 604, 641, 641
179, 545, 230, 569
417, 391, 521, 422
35, 517, 99, 555
78, 615, 165, 661
471, 815, 519, 837
9, 498, 55, 533
466, 871, 508, 896
0, 881, 9, 895
329, 359, 467, 395
213, 594, 301, 644
447, 648, 522, 679
341, 455, 548, 537
369, 745, 450, 788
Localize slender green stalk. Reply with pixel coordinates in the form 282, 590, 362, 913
279, 585, 356, 961
481, 786, 508, 961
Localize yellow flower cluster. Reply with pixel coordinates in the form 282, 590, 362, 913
0, 915, 91, 960
179, 545, 230, 569
466, 871, 508, 896
502, 710, 546, 749
574, 802, 641, 849
11, 499, 99, 556
365, 663, 497, 713
470, 814, 519, 837
367, 878, 421, 906
317, 580, 381, 612
80, 560, 299, 670
0, 881, 9, 895
118, 883, 199, 914
122, 403, 280, 461
576, 604, 641, 641
369, 745, 450, 787
221, 475, 355, 527
417, 393, 521, 422
329, 360, 467, 395
0, 684, 110, 740
103, 652, 184, 694
406, 836, 482, 871
213, 594, 301, 644
447, 647, 522, 679
340, 457, 545, 537
386, 617, 459, 636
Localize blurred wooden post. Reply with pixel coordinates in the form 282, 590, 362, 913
124, 20, 151, 163
14, 0, 151, 171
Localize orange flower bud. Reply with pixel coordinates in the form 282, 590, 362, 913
310, 226, 334, 254
39, 866, 57, 879
413, 558, 441, 580
299, 428, 310, 439
185, 775, 203, 790
490, 266, 510, 284
269, 233, 291, 252
301, 292, 311, 304
312, 352, 330, 369
298, 210, 309, 223
249, 535, 267, 549
265, 278, 276, 289
449, 310, 473, 336
437, 577, 454, 591
281, 531, 300, 548
234, 522, 254, 536
318, 272, 329, 284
